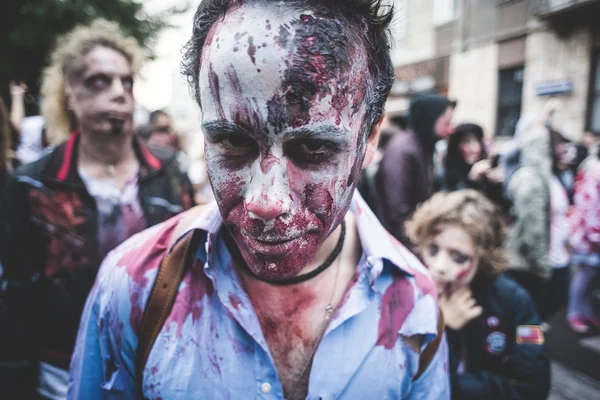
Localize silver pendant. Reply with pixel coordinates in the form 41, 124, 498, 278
106, 165, 116, 176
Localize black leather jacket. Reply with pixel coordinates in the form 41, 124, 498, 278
0, 132, 194, 397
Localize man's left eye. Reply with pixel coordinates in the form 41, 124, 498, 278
300, 139, 328, 152
122, 77, 134, 90
285, 139, 336, 165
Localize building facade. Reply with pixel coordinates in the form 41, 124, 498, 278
390, 0, 600, 140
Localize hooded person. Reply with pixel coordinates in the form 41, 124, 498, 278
373, 94, 455, 246
504, 119, 552, 315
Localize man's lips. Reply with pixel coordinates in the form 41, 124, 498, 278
253, 235, 302, 244
236, 231, 307, 257
100, 111, 132, 120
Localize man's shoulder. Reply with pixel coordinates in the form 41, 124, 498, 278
99, 214, 185, 283
101, 206, 215, 282
11, 148, 55, 180
384, 234, 437, 299
353, 199, 437, 300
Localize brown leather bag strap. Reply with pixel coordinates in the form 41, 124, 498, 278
136, 206, 207, 392
136, 232, 194, 380
413, 310, 445, 381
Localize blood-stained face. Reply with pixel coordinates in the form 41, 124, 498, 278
422, 224, 479, 295
66, 45, 135, 136
199, 4, 376, 281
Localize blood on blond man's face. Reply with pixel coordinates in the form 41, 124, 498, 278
198, 5, 373, 281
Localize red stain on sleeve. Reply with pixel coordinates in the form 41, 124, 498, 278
377, 275, 415, 349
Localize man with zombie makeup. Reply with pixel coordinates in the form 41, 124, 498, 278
374, 93, 456, 247
406, 190, 551, 399
69, 1, 449, 399
0, 21, 194, 399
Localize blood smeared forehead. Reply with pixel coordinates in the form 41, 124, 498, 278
198, 3, 371, 137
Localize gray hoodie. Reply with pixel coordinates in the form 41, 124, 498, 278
505, 126, 552, 278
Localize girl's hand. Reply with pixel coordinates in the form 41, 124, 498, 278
439, 287, 483, 330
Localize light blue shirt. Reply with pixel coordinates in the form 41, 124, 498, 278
69, 194, 450, 399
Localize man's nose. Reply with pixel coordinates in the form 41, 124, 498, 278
245, 195, 286, 221
110, 78, 126, 101
244, 158, 292, 221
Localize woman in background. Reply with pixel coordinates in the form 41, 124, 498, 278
443, 123, 505, 210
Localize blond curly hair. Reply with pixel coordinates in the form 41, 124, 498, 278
41, 19, 146, 144
405, 190, 508, 277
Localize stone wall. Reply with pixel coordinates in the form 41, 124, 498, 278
391, 0, 437, 67
448, 42, 499, 138
522, 26, 592, 140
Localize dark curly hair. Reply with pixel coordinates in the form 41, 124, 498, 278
181, 0, 395, 136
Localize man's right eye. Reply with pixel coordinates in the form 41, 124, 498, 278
85, 74, 110, 90
219, 135, 257, 155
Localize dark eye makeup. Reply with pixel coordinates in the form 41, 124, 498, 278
85, 74, 111, 90
426, 244, 439, 256
284, 138, 338, 165
83, 74, 134, 92
450, 250, 472, 264
212, 133, 258, 157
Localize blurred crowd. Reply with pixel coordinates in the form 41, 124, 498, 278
0, 6, 598, 400
361, 94, 600, 336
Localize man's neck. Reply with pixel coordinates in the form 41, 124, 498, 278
234, 213, 362, 399
78, 129, 136, 166
77, 129, 139, 184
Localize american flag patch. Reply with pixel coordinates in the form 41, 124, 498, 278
516, 325, 545, 345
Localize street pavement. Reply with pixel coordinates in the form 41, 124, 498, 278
546, 309, 600, 400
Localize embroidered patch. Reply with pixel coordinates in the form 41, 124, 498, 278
516, 325, 545, 345
485, 331, 506, 355
486, 316, 500, 327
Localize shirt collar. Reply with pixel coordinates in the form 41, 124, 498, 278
173, 192, 424, 282
350, 192, 426, 283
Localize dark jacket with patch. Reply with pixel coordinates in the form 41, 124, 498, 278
447, 274, 551, 400
0, 132, 194, 395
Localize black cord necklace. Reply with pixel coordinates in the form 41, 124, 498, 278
236, 221, 346, 286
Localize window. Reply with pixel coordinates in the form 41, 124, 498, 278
433, 0, 457, 25
496, 66, 524, 137
588, 52, 600, 134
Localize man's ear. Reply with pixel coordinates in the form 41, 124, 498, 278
362, 118, 383, 169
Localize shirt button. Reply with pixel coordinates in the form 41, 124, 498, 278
260, 382, 272, 393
